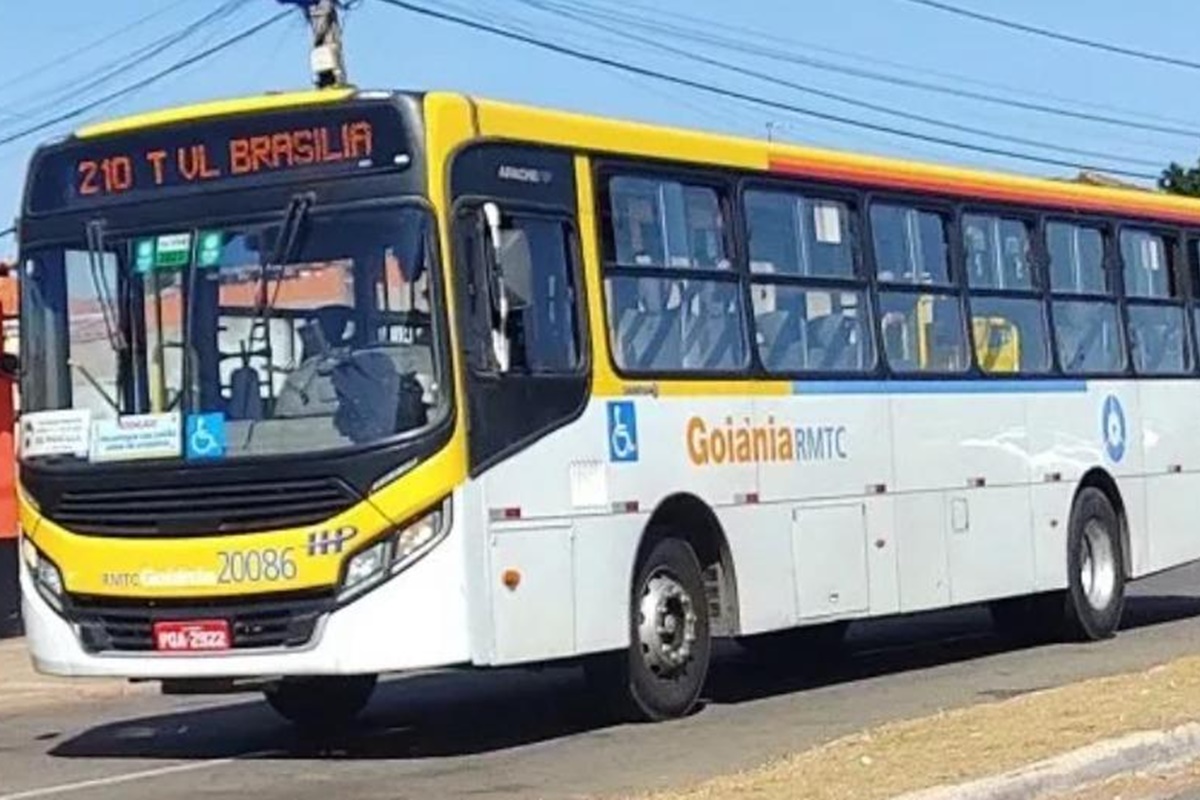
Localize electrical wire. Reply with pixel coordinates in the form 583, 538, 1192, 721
0, 10, 291, 148
514, 0, 1163, 168
0, 0, 248, 133
894, 0, 1200, 73
376, 0, 1159, 180
584, 0, 1200, 132
1, 0, 195, 92
552, 0, 1200, 140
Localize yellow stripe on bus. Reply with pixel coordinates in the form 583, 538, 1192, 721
77, 89, 354, 139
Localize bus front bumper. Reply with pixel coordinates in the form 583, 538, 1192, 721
20, 537, 472, 680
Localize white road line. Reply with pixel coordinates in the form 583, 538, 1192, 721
0, 752, 278, 800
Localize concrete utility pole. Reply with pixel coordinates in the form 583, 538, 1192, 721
280, 0, 349, 88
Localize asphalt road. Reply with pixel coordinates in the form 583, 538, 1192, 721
4, 565, 1200, 800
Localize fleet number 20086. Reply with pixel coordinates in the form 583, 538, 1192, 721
217, 548, 298, 585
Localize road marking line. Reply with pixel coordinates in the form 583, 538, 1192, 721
0, 751, 277, 800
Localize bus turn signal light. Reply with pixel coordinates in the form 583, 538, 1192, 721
502, 570, 521, 591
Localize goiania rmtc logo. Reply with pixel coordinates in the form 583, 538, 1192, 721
686, 416, 849, 466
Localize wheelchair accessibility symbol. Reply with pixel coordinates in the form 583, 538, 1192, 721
607, 401, 639, 463
186, 413, 227, 460
1102, 395, 1126, 464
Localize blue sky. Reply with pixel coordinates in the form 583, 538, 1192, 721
5, 0, 1200, 258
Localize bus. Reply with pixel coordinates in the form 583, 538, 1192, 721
15, 87, 1200, 727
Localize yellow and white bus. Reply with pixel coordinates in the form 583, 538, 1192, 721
16, 87, 1200, 726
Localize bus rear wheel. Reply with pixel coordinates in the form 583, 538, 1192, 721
264, 675, 377, 730
587, 535, 712, 722
1064, 487, 1125, 641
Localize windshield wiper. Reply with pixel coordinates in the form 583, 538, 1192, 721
82, 218, 126, 414
85, 219, 126, 355
260, 193, 315, 314
69, 361, 120, 415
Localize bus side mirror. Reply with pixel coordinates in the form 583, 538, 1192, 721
481, 202, 511, 374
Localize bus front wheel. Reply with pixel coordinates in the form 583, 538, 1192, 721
264, 675, 377, 730
587, 535, 712, 722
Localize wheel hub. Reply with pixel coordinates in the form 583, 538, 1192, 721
1080, 519, 1117, 611
637, 571, 698, 679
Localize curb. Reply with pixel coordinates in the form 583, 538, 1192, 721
893, 722, 1200, 800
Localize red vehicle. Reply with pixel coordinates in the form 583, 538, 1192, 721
0, 266, 18, 637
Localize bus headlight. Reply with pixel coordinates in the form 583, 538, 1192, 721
339, 500, 451, 601
22, 539, 64, 610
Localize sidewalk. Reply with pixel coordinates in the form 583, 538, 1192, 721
646, 654, 1200, 800
0, 638, 156, 714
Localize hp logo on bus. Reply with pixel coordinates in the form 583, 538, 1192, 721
308, 526, 358, 557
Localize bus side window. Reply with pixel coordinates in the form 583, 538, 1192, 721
1123, 229, 1189, 375
488, 214, 581, 375
962, 213, 1049, 375
871, 201, 966, 373
1047, 221, 1126, 375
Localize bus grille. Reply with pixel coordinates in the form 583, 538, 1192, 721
53, 477, 359, 537
70, 593, 333, 653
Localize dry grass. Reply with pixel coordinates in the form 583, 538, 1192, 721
639, 656, 1200, 800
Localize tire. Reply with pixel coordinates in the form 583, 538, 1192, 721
738, 621, 849, 666
586, 535, 712, 722
264, 675, 377, 730
1064, 487, 1126, 641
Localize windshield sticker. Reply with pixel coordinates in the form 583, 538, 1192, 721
134, 238, 155, 272
90, 413, 182, 463
21, 409, 92, 459
186, 412, 227, 460
195, 231, 224, 268
155, 233, 192, 270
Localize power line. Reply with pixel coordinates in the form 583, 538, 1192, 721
1, 0, 194, 92
377, 0, 1158, 180
585, 0, 1200, 132
514, 0, 1162, 169
0, 0, 248, 133
0, 10, 291, 148
556, 0, 1200, 140
895, 0, 1200, 73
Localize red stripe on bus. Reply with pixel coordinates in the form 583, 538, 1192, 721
769, 157, 1200, 226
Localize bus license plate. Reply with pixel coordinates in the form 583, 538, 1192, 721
153, 620, 231, 652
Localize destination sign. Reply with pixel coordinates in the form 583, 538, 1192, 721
28, 101, 409, 213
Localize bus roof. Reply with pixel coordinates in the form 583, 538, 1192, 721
70, 88, 1200, 226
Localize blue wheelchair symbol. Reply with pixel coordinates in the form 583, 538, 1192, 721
1102, 395, 1126, 464
186, 413, 227, 460
607, 401, 639, 463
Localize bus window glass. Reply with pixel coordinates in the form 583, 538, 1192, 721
1121, 230, 1173, 299
29, 250, 125, 418
607, 276, 747, 372
963, 214, 1033, 290
491, 216, 580, 374
1048, 222, 1106, 294
609, 176, 729, 270
871, 203, 951, 285
1053, 300, 1125, 373
968, 296, 1050, 374
752, 285, 873, 372
1128, 304, 1189, 375
745, 190, 854, 278
878, 291, 968, 373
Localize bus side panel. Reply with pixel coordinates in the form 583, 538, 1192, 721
1139, 380, 1200, 574
890, 392, 1036, 606
753, 391, 899, 625
1028, 383, 1148, 577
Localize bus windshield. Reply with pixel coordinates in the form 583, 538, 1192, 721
21, 206, 446, 462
